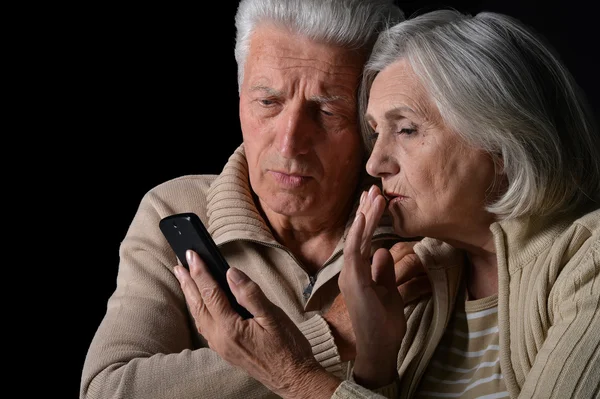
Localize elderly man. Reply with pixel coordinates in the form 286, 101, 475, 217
80, 1, 427, 398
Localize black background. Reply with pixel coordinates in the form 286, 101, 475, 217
70, 1, 598, 397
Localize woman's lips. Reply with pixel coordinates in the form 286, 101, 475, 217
384, 191, 408, 206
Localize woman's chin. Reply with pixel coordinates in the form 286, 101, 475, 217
390, 210, 415, 237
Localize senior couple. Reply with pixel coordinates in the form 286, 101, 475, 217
81, 0, 599, 398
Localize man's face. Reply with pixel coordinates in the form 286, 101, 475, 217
239, 24, 365, 219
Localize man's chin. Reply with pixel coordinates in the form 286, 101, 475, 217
258, 192, 315, 217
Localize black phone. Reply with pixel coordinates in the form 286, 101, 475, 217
159, 212, 253, 319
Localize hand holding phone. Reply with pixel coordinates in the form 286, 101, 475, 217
159, 212, 253, 319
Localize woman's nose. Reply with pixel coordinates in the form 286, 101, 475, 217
366, 139, 400, 178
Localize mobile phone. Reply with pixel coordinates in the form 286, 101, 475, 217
159, 212, 253, 319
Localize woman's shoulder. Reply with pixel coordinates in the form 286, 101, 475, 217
563, 206, 600, 265
550, 208, 599, 301
539, 207, 599, 298
571, 206, 600, 234
557, 206, 600, 262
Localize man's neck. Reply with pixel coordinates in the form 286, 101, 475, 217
256, 192, 355, 275
267, 213, 348, 275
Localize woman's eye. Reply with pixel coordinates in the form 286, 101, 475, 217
398, 127, 417, 135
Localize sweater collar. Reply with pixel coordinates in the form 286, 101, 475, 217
206, 143, 398, 245
206, 144, 274, 244
491, 207, 600, 272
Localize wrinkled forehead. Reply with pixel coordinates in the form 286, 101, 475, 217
367, 59, 436, 122
241, 24, 367, 108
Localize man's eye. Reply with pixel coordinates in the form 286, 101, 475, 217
259, 99, 276, 106
320, 109, 334, 117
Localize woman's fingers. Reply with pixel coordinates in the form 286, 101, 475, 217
358, 185, 386, 258
361, 197, 386, 256
342, 211, 371, 286
370, 247, 397, 293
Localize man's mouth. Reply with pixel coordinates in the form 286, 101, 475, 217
270, 171, 311, 187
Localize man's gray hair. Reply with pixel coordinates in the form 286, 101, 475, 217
234, 0, 404, 91
360, 9, 600, 219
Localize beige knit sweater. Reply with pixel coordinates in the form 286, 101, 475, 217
80, 145, 403, 399
81, 143, 599, 398
333, 207, 600, 398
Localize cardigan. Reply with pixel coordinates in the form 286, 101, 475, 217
333, 207, 600, 398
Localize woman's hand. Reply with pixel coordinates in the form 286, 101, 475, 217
324, 240, 430, 363
174, 250, 341, 399
339, 185, 408, 389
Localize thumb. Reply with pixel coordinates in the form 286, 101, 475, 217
227, 267, 277, 319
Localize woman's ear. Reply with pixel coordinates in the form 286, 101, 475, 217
486, 152, 508, 201
493, 152, 505, 176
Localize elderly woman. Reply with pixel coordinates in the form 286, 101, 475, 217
174, 9, 600, 399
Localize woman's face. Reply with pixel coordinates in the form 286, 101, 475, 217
365, 59, 499, 241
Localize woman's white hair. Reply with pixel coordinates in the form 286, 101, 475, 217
360, 9, 600, 219
233, 0, 404, 92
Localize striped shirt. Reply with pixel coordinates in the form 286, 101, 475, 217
416, 292, 508, 399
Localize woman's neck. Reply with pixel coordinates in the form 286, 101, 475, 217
465, 250, 498, 300
444, 228, 498, 300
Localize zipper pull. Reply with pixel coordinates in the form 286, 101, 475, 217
302, 275, 316, 301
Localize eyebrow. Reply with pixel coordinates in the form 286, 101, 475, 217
250, 85, 349, 104
365, 105, 416, 124
250, 85, 284, 97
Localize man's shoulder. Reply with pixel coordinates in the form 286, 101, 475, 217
150, 174, 218, 196
141, 174, 219, 223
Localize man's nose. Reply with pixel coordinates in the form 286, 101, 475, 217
275, 105, 315, 158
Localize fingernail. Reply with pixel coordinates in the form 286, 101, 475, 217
228, 267, 247, 285
173, 266, 181, 277
186, 250, 194, 265
360, 191, 367, 204
368, 185, 377, 200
